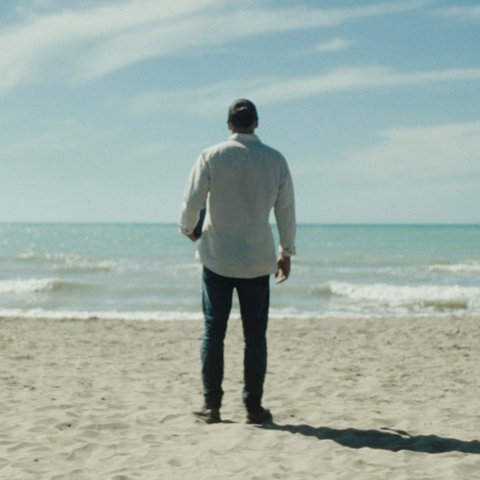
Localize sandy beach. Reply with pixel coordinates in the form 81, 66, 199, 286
1, 315, 479, 479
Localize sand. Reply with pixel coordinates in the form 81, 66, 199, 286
1, 315, 479, 479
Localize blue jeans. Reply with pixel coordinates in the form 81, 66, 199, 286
201, 267, 270, 412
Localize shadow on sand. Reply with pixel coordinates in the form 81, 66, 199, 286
260, 423, 480, 454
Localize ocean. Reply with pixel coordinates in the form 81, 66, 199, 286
1, 223, 479, 321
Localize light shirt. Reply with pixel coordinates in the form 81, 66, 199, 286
179, 133, 296, 278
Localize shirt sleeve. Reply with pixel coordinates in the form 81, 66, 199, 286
179, 154, 210, 236
274, 160, 296, 257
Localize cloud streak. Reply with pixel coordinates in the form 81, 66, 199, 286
313, 38, 352, 53
295, 38, 353, 56
0, 0, 220, 91
348, 121, 480, 178
437, 6, 480, 21
130, 65, 480, 116
0, 0, 429, 93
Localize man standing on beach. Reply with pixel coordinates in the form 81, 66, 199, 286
179, 99, 296, 424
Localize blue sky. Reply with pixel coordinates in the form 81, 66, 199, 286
1, 0, 479, 223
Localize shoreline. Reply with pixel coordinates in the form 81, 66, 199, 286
1, 310, 479, 323
1, 316, 479, 479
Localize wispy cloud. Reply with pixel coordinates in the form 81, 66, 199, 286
130, 66, 480, 116
436, 6, 480, 20
295, 118, 480, 223
0, 118, 112, 162
0, 0, 221, 91
347, 121, 480, 179
0, 0, 428, 94
295, 38, 352, 56
314, 38, 352, 53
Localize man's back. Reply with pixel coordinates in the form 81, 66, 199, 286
194, 133, 295, 278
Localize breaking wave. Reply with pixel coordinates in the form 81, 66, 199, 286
324, 281, 479, 312
0, 278, 76, 295
427, 261, 480, 275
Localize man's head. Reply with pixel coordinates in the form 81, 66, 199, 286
227, 99, 258, 132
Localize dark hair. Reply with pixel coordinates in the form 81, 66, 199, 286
228, 99, 258, 128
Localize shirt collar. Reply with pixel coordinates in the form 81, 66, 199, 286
229, 133, 261, 143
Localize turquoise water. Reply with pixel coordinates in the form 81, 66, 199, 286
1, 223, 479, 320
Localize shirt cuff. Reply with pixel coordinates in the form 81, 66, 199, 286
179, 225, 193, 236
279, 245, 296, 257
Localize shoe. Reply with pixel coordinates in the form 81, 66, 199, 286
193, 406, 221, 424
246, 407, 272, 424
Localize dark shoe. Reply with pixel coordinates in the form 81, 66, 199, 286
246, 407, 272, 424
193, 406, 221, 424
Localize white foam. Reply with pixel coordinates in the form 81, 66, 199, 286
329, 281, 480, 311
427, 261, 480, 275
0, 278, 65, 294
0, 308, 204, 321
20, 251, 125, 273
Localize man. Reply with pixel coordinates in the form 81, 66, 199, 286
179, 99, 296, 424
